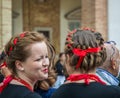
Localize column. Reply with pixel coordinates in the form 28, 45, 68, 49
0, 0, 12, 50
81, 0, 108, 40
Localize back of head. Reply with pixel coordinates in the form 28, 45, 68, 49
101, 42, 120, 72
65, 28, 106, 73
4, 31, 55, 75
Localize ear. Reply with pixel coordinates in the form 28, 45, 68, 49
111, 59, 116, 70
15, 60, 24, 71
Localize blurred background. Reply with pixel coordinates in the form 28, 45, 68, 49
0, 0, 120, 54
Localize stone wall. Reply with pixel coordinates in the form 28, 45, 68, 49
81, 0, 108, 40
95, 0, 108, 40
0, 0, 12, 51
23, 0, 60, 53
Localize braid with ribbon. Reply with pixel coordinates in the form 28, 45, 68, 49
0, 32, 26, 93
65, 27, 102, 69
65, 27, 106, 85
6, 32, 27, 56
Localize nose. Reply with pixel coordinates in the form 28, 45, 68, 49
42, 58, 49, 67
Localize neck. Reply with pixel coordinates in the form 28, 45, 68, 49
66, 73, 106, 85
13, 73, 37, 90
19, 76, 34, 88
70, 69, 96, 75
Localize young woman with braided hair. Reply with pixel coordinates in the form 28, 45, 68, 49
0, 31, 55, 98
51, 28, 120, 98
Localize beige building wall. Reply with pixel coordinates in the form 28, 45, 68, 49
0, 0, 12, 51
60, 0, 81, 52
0, 0, 108, 53
0, 0, 2, 49
81, 0, 108, 40
95, 0, 108, 40
12, 0, 23, 34
23, 0, 60, 54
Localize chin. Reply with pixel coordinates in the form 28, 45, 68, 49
39, 74, 48, 80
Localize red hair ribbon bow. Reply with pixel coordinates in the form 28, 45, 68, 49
72, 47, 101, 69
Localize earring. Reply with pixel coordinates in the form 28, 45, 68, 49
113, 66, 116, 70
20, 68, 24, 71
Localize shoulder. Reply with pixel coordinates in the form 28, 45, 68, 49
0, 84, 42, 98
93, 83, 120, 95
104, 85, 120, 97
51, 83, 120, 98
24, 92, 42, 98
109, 85, 120, 92
35, 87, 56, 98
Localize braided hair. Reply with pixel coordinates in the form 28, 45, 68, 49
65, 28, 106, 73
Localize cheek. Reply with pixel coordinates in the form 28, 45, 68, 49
118, 65, 120, 73
116, 60, 120, 72
26, 62, 43, 72
46, 59, 50, 65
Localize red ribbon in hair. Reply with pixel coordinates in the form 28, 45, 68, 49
20, 32, 26, 38
72, 47, 101, 69
0, 62, 7, 68
13, 38, 18, 45
7, 32, 26, 56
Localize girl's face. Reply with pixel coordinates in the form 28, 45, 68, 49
60, 54, 66, 62
19, 42, 49, 81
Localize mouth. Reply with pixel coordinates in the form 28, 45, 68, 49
42, 68, 48, 73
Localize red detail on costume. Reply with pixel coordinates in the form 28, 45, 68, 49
67, 34, 71, 37
68, 29, 77, 35
67, 74, 106, 85
0, 75, 33, 93
0, 62, 7, 68
71, 29, 77, 34
82, 27, 95, 32
20, 33, 26, 38
0, 75, 13, 93
13, 77, 33, 92
83, 27, 91, 30
13, 38, 18, 45
7, 32, 26, 56
72, 47, 101, 68
66, 37, 71, 41
67, 44, 72, 48
9, 46, 13, 51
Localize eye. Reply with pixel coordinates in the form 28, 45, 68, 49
35, 56, 43, 61
35, 58, 42, 61
45, 55, 49, 58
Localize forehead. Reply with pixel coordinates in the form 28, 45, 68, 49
29, 42, 48, 55
32, 41, 47, 49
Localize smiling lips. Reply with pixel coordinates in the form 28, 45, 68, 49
42, 68, 48, 73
